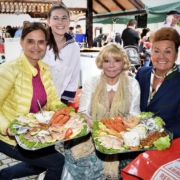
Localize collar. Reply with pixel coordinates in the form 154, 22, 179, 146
107, 81, 119, 92
152, 64, 178, 78
21, 53, 48, 77
63, 33, 75, 48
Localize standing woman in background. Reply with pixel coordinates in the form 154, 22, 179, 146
115, 32, 122, 46
42, 4, 81, 104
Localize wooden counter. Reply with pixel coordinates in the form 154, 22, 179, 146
80, 47, 101, 52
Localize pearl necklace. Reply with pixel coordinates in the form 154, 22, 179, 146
154, 72, 164, 79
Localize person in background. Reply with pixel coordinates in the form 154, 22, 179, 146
93, 32, 109, 47
75, 24, 83, 34
121, 19, 140, 48
141, 28, 150, 39
139, 36, 147, 52
139, 41, 152, 67
4, 31, 11, 38
136, 28, 142, 38
6, 25, 16, 38
146, 30, 154, 42
61, 43, 141, 180
68, 26, 75, 39
136, 27, 180, 139
103, 35, 113, 46
0, 36, 3, 43
128, 66, 137, 77
14, 21, 30, 38
42, 4, 81, 104
115, 32, 121, 45
163, 9, 180, 34
0, 22, 65, 180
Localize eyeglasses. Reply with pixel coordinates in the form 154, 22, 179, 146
51, 16, 69, 23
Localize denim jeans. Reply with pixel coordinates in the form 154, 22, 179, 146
0, 140, 64, 180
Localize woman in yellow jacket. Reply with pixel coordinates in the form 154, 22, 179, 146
0, 22, 64, 180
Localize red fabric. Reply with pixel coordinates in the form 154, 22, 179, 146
67, 89, 81, 112
0, 43, 4, 53
122, 138, 180, 180
144, 42, 152, 49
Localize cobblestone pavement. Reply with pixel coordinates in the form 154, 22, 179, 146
0, 142, 64, 180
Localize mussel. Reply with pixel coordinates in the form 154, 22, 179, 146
145, 118, 156, 130
16, 126, 29, 134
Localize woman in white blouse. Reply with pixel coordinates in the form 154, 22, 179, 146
42, 4, 80, 104
61, 43, 141, 180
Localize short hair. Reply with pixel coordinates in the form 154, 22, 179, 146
128, 19, 137, 26
69, 26, 74, 30
136, 28, 142, 35
6, 25, 12, 29
76, 25, 81, 28
150, 27, 180, 52
96, 43, 130, 71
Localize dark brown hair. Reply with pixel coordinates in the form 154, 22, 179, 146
47, 4, 70, 59
128, 19, 137, 26
21, 22, 47, 41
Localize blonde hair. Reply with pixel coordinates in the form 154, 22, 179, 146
96, 43, 130, 71
136, 28, 142, 35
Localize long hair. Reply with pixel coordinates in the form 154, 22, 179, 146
46, 4, 70, 59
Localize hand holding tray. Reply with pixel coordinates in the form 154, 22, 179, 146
92, 112, 172, 155
10, 107, 90, 151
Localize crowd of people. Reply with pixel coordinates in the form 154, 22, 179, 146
0, 4, 180, 180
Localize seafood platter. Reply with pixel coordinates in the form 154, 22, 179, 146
92, 112, 172, 154
10, 105, 89, 150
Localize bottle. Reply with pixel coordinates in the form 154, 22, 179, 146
83, 37, 87, 48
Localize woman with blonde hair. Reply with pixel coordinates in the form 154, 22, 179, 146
61, 43, 141, 180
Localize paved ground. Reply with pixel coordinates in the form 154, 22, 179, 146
0, 143, 64, 180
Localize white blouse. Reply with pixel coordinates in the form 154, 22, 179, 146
42, 42, 81, 101
78, 75, 141, 119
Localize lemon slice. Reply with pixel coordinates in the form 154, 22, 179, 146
46, 139, 56, 143
99, 132, 107, 136
120, 131, 126, 136
98, 123, 107, 130
30, 131, 39, 136
69, 130, 81, 138
28, 122, 34, 127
